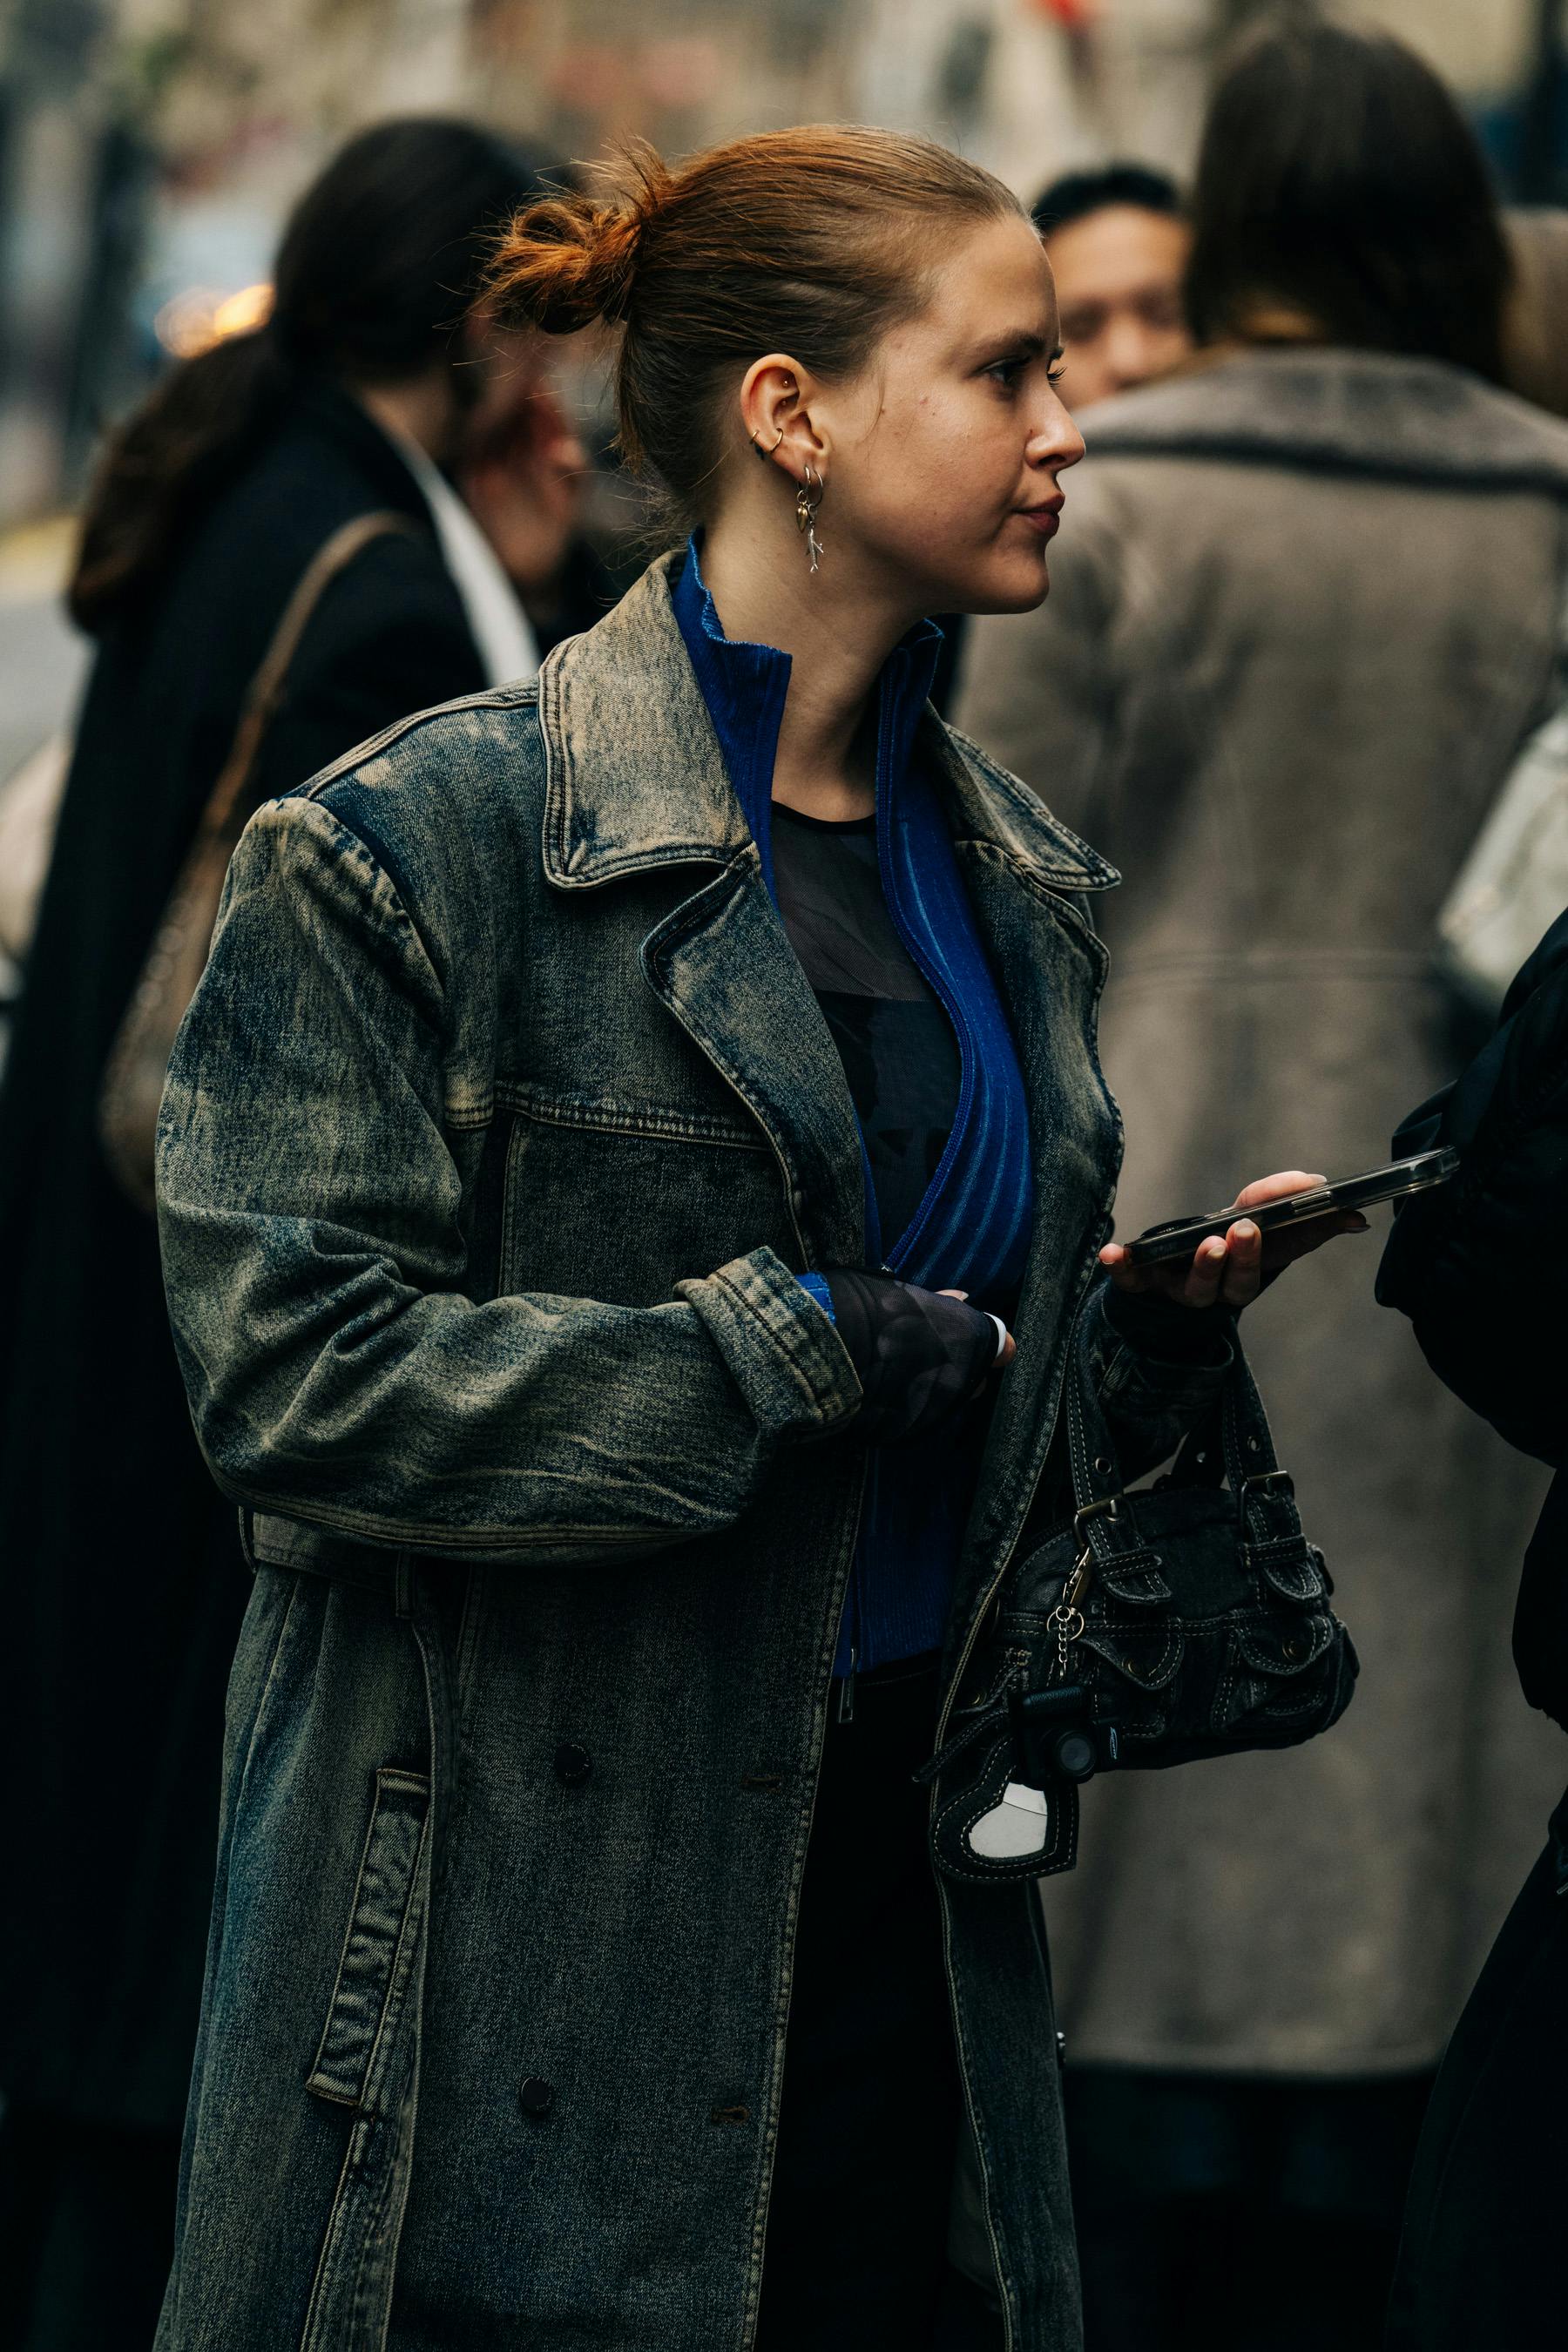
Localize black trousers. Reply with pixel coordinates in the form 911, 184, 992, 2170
1386, 1794, 1568, 2352
756, 1654, 998, 2351
0, 2104, 179, 2352
1066, 2067, 1433, 2352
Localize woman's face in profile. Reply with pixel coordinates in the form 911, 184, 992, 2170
819, 213, 1086, 621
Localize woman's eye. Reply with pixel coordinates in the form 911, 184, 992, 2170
1048, 367, 1066, 386
985, 357, 1027, 389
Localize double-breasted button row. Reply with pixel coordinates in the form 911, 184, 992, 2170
553, 1741, 591, 1788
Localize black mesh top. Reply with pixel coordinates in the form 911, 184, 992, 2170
771, 803, 963, 1254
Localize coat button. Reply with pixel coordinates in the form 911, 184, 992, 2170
553, 1741, 591, 1788
519, 2076, 555, 2119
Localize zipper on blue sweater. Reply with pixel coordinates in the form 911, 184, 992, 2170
872, 664, 977, 1285
838, 1643, 858, 1723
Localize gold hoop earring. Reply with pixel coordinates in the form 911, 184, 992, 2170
750, 425, 784, 460
795, 464, 825, 575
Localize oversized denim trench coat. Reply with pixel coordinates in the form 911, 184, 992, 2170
155, 554, 1225, 2352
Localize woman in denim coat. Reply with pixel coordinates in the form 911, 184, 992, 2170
153, 128, 1345, 2352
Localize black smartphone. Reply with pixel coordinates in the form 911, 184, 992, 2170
1124, 1146, 1460, 1268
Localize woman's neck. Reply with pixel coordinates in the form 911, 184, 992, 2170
698, 517, 911, 821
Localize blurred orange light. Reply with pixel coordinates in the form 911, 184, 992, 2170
212, 282, 274, 339
153, 281, 274, 360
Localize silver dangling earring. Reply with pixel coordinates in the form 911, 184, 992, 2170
795, 465, 825, 576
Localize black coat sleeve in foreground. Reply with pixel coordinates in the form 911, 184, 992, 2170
1377, 909, 1568, 1468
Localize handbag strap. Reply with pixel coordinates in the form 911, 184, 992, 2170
1063, 1294, 1300, 1571
193, 508, 417, 850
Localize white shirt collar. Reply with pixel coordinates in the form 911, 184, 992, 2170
379, 417, 539, 690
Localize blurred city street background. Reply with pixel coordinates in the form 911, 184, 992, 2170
0, 0, 1560, 1077
0, 0, 1564, 1031
1, 0, 1559, 997
1, 0, 1561, 535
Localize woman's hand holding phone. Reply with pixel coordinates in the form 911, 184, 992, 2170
1099, 1170, 1369, 1312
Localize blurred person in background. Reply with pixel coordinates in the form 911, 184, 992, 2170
0, 114, 600, 2352
1377, 912, 1568, 2351
1032, 164, 1192, 409
957, 23, 1568, 2350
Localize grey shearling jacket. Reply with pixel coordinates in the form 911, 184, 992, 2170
154, 552, 1227, 2351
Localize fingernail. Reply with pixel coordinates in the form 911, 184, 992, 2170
1233, 1220, 1258, 1243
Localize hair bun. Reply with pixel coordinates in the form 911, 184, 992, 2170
483, 141, 672, 335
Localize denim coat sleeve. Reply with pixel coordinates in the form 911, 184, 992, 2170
155, 796, 863, 1563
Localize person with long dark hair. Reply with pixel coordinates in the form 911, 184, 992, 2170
1377, 912, 1568, 2350
147, 125, 1351, 2352
957, 23, 1568, 2350
0, 115, 598, 2351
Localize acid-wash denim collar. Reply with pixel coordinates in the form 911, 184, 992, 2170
668, 534, 943, 905
536, 551, 1118, 898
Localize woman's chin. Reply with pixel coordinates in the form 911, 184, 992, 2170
950, 554, 1053, 619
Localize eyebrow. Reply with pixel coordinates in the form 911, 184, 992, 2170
971, 328, 1063, 364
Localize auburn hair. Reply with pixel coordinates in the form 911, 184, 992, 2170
483, 126, 1021, 523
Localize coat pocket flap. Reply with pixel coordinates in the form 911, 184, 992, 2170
1077, 1625, 1185, 1691
307, 1766, 430, 2114
1232, 1612, 1335, 1679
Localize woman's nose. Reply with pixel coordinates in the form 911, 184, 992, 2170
1026, 405, 1086, 474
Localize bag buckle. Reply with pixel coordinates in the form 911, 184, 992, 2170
1240, 1469, 1294, 1497
1072, 1494, 1123, 1541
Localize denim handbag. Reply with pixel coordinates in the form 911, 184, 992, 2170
923, 1307, 1359, 1885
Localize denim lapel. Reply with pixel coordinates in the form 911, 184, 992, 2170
538, 551, 867, 1269
640, 865, 868, 1269
536, 557, 1122, 1300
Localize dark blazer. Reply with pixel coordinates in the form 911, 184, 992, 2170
0, 382, 498, 2129
1379, 909, 1568, 1733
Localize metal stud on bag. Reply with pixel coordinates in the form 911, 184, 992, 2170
795, 465, 825, 574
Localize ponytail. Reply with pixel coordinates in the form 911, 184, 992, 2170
69, 329, 290, 634
71, 116, 544, 634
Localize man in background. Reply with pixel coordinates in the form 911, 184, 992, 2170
1033, 163, 1192, 409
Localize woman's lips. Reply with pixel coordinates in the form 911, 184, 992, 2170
1017, 504, 1062, 538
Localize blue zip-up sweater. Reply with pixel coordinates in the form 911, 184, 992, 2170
672, 540, 1034, 1673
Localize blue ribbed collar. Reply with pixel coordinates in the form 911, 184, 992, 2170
669, 535, 943, 899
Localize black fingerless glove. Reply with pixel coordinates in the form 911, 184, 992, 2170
820, 1268, 1003, 1446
